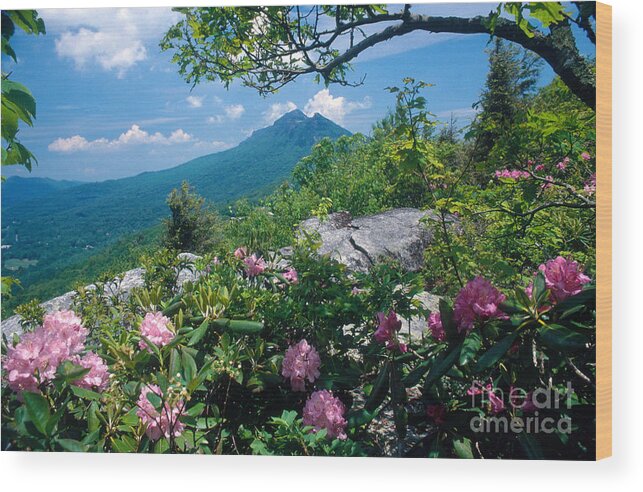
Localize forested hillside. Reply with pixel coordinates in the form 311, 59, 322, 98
1, 110, 349, 312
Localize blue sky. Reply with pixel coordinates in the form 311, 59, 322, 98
1, 3, 595, 182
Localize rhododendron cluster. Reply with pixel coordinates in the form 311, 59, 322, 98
427, 312, 446, 342
244, 254, 266, 277
136, 384, 186, 441
556, 156, 570, 170
302, 390, 347, 440
537, 256, 591, 303
70, 352, 110, 391
581, 151, 592, 161
534, 164, 545, 172
139, 312, 174, 352
233, 247, 247, 259
453, 277, 507, 333
494, 169, 530, 180
282, 267, 299, 284
3, 310, 109, 395
584, 173, 596, 195
281, 339, 321, 391
510, 388, 537, 413
541, 175, 554, 190
467, 381, 505, 414
374, 310, 407, 352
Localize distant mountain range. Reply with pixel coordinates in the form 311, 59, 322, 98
1, 110, 350, 305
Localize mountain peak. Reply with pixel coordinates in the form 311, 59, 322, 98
273, 108, 307, 124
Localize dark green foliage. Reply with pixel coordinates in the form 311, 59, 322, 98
164, 181, 221, 253
1, 10, 45, 171
470, 38, 541, 165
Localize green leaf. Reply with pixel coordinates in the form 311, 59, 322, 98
70, 385, 103, 400
453, 436, 474, 459
186, 402, 205, 418
537, 324, 587, 351
365, 360, 390, 412
140, 335, 162, 359
347, 408, 376, 429
162, 300, 183, 317
459, 330, 482, 366
211, 318, 264, 335
56, 360, 90, 382
532, 272, 547, 304
181, 348, 198, 383
146, 390, 163, 409
550, 286, 595, 315
57, 438, 89, 452
188, 319, 209, 346
111, 435, 137, 453
424, 342, 462, 390
402, 359, 431, 387
473, 331, 520, 373
439, 299, 458, 341
23, 392, 51, 437
517, 432, 544, 459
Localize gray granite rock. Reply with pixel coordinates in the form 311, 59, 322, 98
2, 255, 202, 338
176, 253, 203, 287
300, 208, 450, 273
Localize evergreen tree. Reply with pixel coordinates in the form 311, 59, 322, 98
164, 181, 219, 253
471, 39, 541, 162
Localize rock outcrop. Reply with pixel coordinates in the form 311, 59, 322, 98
1, 256, 202, 338
2, 208, 451, 339
298, 208, 450, 273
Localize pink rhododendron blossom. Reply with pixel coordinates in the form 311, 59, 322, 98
283, 267, 299, 284
556, 161, 567, 170
3, 310, 88, 395
205, 257, 220, 274
427, 312, 446, 342
374, 311, 406, 352
534, 164, 545, 172
4, 328, 55, 394
494, 169, 530, 180
139, 312, 174, 352
302, 390, 347, 440
537, 256, 591, 303
281, 339, 321, 391
244, 254, 266, 277
234, 247, 247, 259
426, 404, 447, 425
487, 390, 505, 414
136, 384, 185, 441
541, 176, 554, 190
581, 151, 592, 161
510, 388, 537, 413
453, 277, 507, 333
43, 310, 88, 359
468, 381, 505, 414
584, 173, 596, 195
71, 352, 110, 391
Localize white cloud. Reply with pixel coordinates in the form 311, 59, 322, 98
304, 89, 372, 124
436, 107, 480, 121
48, 124, 193, 152
186, 95, 204, 108
264, 101, 298, 123
46, 8, 180, 77
224, 104, 245, 120
206, 115, 224, 124
194, 140, 234, 151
